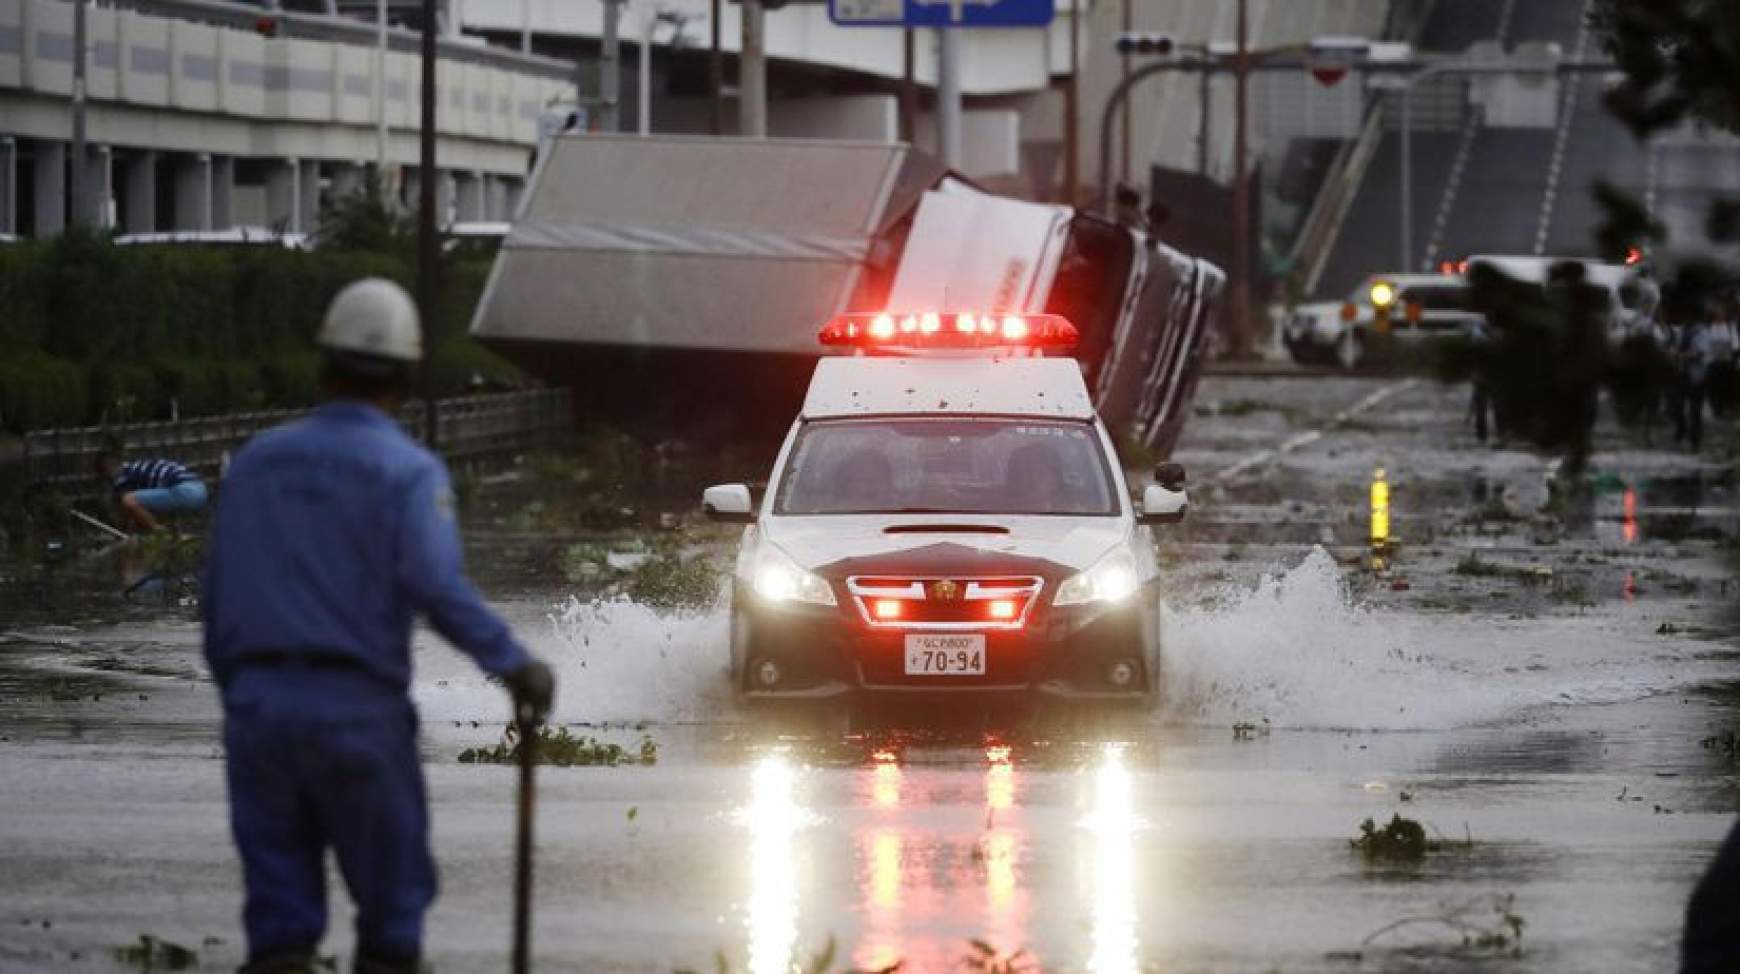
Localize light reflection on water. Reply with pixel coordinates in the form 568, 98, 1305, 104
747, 740, 1143, 972
849, 743, 1035, 972
746, 753, 801, 974
1083, 744, 1140, 974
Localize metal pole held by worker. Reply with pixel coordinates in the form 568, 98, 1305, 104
511, 700, 540, 974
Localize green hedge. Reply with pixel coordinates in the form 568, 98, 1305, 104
0, 233, 515, 432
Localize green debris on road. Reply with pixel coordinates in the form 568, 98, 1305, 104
458, 726, 659, 768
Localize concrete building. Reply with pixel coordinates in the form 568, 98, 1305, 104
0, 0, 572, 238
0, 0, 1403, 240
458, 0, 1395, 200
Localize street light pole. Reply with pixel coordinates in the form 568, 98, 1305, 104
1119, 0, 1132, 184
1395, 61, 1458, 273
936, 28, 962, 168
418, 0, 440, 448
1198, 65, 1210, 177
70, 0, 88, 229
740, 0, 767, 138
1230, 0, 1252, 359
376, 0, 389, 175
1401, 80, 1413, 271
1062, 0, 1077, 203
600, 0, 623, 132
638, 6, 653, 135
709, 0, 723, 135
899, 28, 916, 143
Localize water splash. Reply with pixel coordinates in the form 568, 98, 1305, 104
414, 546, 1717, 730
1160, 547, 1714, 731
411, 595, 731, 724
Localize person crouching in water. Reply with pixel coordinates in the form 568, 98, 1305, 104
202, 279, 555, 973
95, 445, 209, 534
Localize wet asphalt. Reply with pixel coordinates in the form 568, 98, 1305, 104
1, 374, 1737, 973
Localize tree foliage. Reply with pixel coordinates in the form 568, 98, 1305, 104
0, 189, 518, 433
1592, 1, 1740, 260
1593, 0, 1740, 143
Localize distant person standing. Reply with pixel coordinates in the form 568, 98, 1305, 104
1673, 319, 1714, 451
95, 445, 208, 534
203, 279, 554, 973
1705, 293, 1739, 419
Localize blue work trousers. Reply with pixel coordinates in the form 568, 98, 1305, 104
223, 667, 437, 963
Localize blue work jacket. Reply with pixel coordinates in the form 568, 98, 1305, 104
203, 400, 530, 692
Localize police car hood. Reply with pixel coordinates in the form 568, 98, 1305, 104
764, 514, 1127, 575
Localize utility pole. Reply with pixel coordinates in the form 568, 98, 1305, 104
937, 28, 961, 168
899, 28, 916, 143
709, 0, 723, 135
638, 6, 653, 135
740, 0, 767, 138
1197, 66, 1210, 177
600, 0, 623, 132
1061, 1, 1077, 203
376, 0, 389, 176
1119, 0, 1132, 184
70, 0, 88, 229
520, 0, 531, 54
418, 0, 440, 447
1229, 0, 1253, 359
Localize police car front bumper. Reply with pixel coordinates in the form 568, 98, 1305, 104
733, 595, 1154, 703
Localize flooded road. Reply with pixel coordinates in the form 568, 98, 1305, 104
2, 376, 1737, 972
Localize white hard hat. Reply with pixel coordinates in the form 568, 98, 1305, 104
317, 278, 423, 363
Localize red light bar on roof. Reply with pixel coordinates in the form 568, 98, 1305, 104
819, 312, 1079, 350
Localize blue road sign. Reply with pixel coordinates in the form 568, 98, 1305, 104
829, 0, 1055, 28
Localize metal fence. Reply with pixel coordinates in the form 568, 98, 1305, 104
20, 388, 573, 489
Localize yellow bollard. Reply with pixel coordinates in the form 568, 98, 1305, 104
1370, 467, 1391, 570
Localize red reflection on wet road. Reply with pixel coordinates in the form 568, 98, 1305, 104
851, 742, 1032, 972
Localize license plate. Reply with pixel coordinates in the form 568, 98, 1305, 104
903, 634, 987, 676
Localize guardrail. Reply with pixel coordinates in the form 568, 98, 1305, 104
107, 0, 577, 80
20, 387, 573, 489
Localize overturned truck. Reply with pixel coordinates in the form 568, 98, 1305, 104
471, 135, 1223, 457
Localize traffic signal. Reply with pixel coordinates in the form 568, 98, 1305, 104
1115, 33, 1176, 57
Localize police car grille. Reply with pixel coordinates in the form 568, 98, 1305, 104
845, 576, 1044, 629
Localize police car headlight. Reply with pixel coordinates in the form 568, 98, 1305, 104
1054, 547, 1140, 607
752, 543, 836, 606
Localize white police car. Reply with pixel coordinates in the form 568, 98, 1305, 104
701, 312, 1188, 713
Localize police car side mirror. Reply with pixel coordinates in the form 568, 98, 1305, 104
1138, 483, 1188, 525
1154, 462, 1187, 493
702, 484, 755, 524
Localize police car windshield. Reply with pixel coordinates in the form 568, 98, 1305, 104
775, 417, 1118, 517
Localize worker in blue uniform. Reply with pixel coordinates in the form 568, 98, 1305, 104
203, 278, 556, 974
